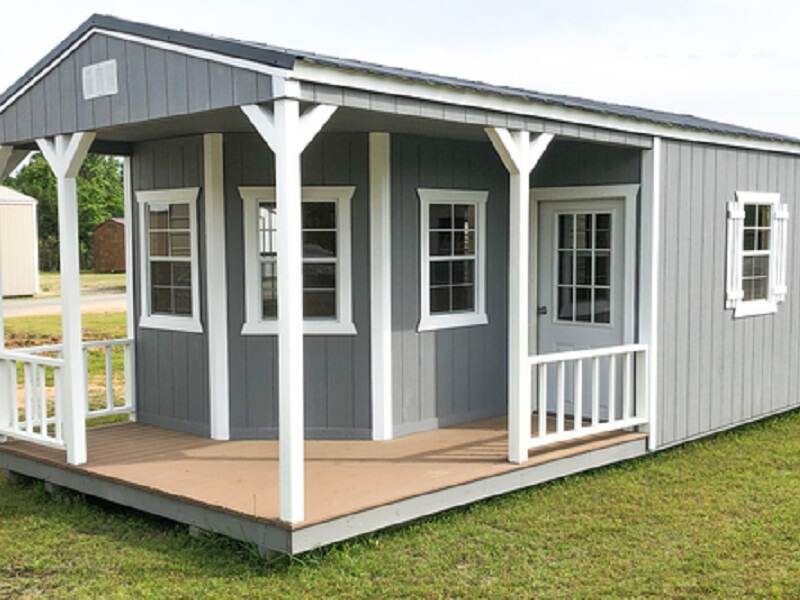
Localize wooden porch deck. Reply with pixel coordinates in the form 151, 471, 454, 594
0, 416, 647, 553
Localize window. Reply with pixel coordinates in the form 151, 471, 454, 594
418, 188, 488, 331
137, 188, 202, 333
239, 186, 356, 335
555, 212, 611, 325
726, 191, 789, 318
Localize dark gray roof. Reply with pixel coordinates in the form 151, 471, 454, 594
2, 14, 798, 146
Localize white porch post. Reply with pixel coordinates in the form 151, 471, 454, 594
36, 132, 96, 465
122, 156, 137, 421
486, 129, 553, 464
242, 80, 336, 523
203, 133, 230, 440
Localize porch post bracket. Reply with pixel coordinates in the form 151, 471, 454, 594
35, 132, 96, 466
0, 146, 31, 181
241, 97, 337, 524
485, 128, 554, 464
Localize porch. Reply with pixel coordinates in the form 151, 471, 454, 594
0, 414, 647, 554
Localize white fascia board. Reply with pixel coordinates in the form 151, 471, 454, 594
0, 28, 292, 115
292, 62, 800, 156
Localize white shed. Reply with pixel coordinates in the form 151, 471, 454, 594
0, 185, 39, 297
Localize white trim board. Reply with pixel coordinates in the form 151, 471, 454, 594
369, 132, 393, 441
292, 62, 800, 157
238, 185, 357, 336
203, 134, 230, 440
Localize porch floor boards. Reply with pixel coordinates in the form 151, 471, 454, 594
0, 416, 646, 529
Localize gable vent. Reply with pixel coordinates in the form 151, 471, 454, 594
82, 60, 118, 100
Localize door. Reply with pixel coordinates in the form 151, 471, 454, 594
535, 198, 626, 419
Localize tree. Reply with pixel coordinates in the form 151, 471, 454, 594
3, 153, 123, 270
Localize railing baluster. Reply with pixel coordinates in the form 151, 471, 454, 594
623, 351, 633, 420
538, 363, 547, 438
573, 359, 583, 430
592, 357, 600, 426
54, 368, 63, 443
105, 345, 114, 411
608, 354, 617, 423
10, 361, 20, 433
83, 348, 89, 414
38, 366, 47, 438
23, 363, 33, 433
557, 361, 565, 433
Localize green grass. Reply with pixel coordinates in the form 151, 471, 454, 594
37, 272, 126, 298
2, 411, 800, 598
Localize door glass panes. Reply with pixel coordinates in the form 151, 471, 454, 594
147, 203, 193, 316
428, 203, 477, 314
555, 212, 612, 324
257, 200, 339, 319
742, 204, 771, 301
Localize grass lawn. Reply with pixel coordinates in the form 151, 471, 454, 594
2, 408, 800, 598
37, 272, 126, 298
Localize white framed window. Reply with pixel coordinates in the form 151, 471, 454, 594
239, 186, 357, 336
418, 188, 488, 332
137, 188, 203, 333
726, 191, 789, 318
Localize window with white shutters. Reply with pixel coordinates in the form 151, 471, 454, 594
726, 191, 789, 318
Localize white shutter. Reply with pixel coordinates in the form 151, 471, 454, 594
772, 202, 790, 303
725, 200, 745, 309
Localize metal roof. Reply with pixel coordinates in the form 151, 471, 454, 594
1, 13, 798, 146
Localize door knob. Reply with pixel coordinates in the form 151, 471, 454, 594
537, 305, 547, 316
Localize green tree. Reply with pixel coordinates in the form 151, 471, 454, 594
3, 153, 123, 270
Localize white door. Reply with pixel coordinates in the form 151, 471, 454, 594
535, 198, 626, 419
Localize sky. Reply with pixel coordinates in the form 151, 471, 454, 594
2, 1, 800, 137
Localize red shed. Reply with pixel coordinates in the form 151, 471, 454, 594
93, 217, 126, 273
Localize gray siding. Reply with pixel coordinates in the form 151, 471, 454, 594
132, 136, 210, 435
0, 33, 273, 145
656, 140, 800, 447
224, 132, 372, 439
391, 136, 640, 435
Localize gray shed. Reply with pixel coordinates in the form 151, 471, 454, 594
0, 14, 798, 555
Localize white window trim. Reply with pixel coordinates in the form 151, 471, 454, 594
239, 185, 357, 336
726, 191, 789, 318
418, 188, 489, 332
137, 187, 203, 334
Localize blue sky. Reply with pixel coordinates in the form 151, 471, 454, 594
3, 1, 800, 136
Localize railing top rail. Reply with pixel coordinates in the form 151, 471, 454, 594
529, 343, 647, 366
0, 350, 65, 368
22, 337, 134, 354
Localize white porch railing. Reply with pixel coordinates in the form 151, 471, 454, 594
25, 338, 135, 419
528, 344, 648, 450
0, 350, 66, 449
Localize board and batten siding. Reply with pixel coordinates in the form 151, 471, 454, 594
657, 139, 800, 447
132, 136, 210, 435
0, 33, 273, 145
391, 136, 641, 435
224, 132, 372, 439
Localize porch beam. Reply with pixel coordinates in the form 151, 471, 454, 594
36, 132, 96, 466
485, 128, 554, 464
242, 96, 336, 524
